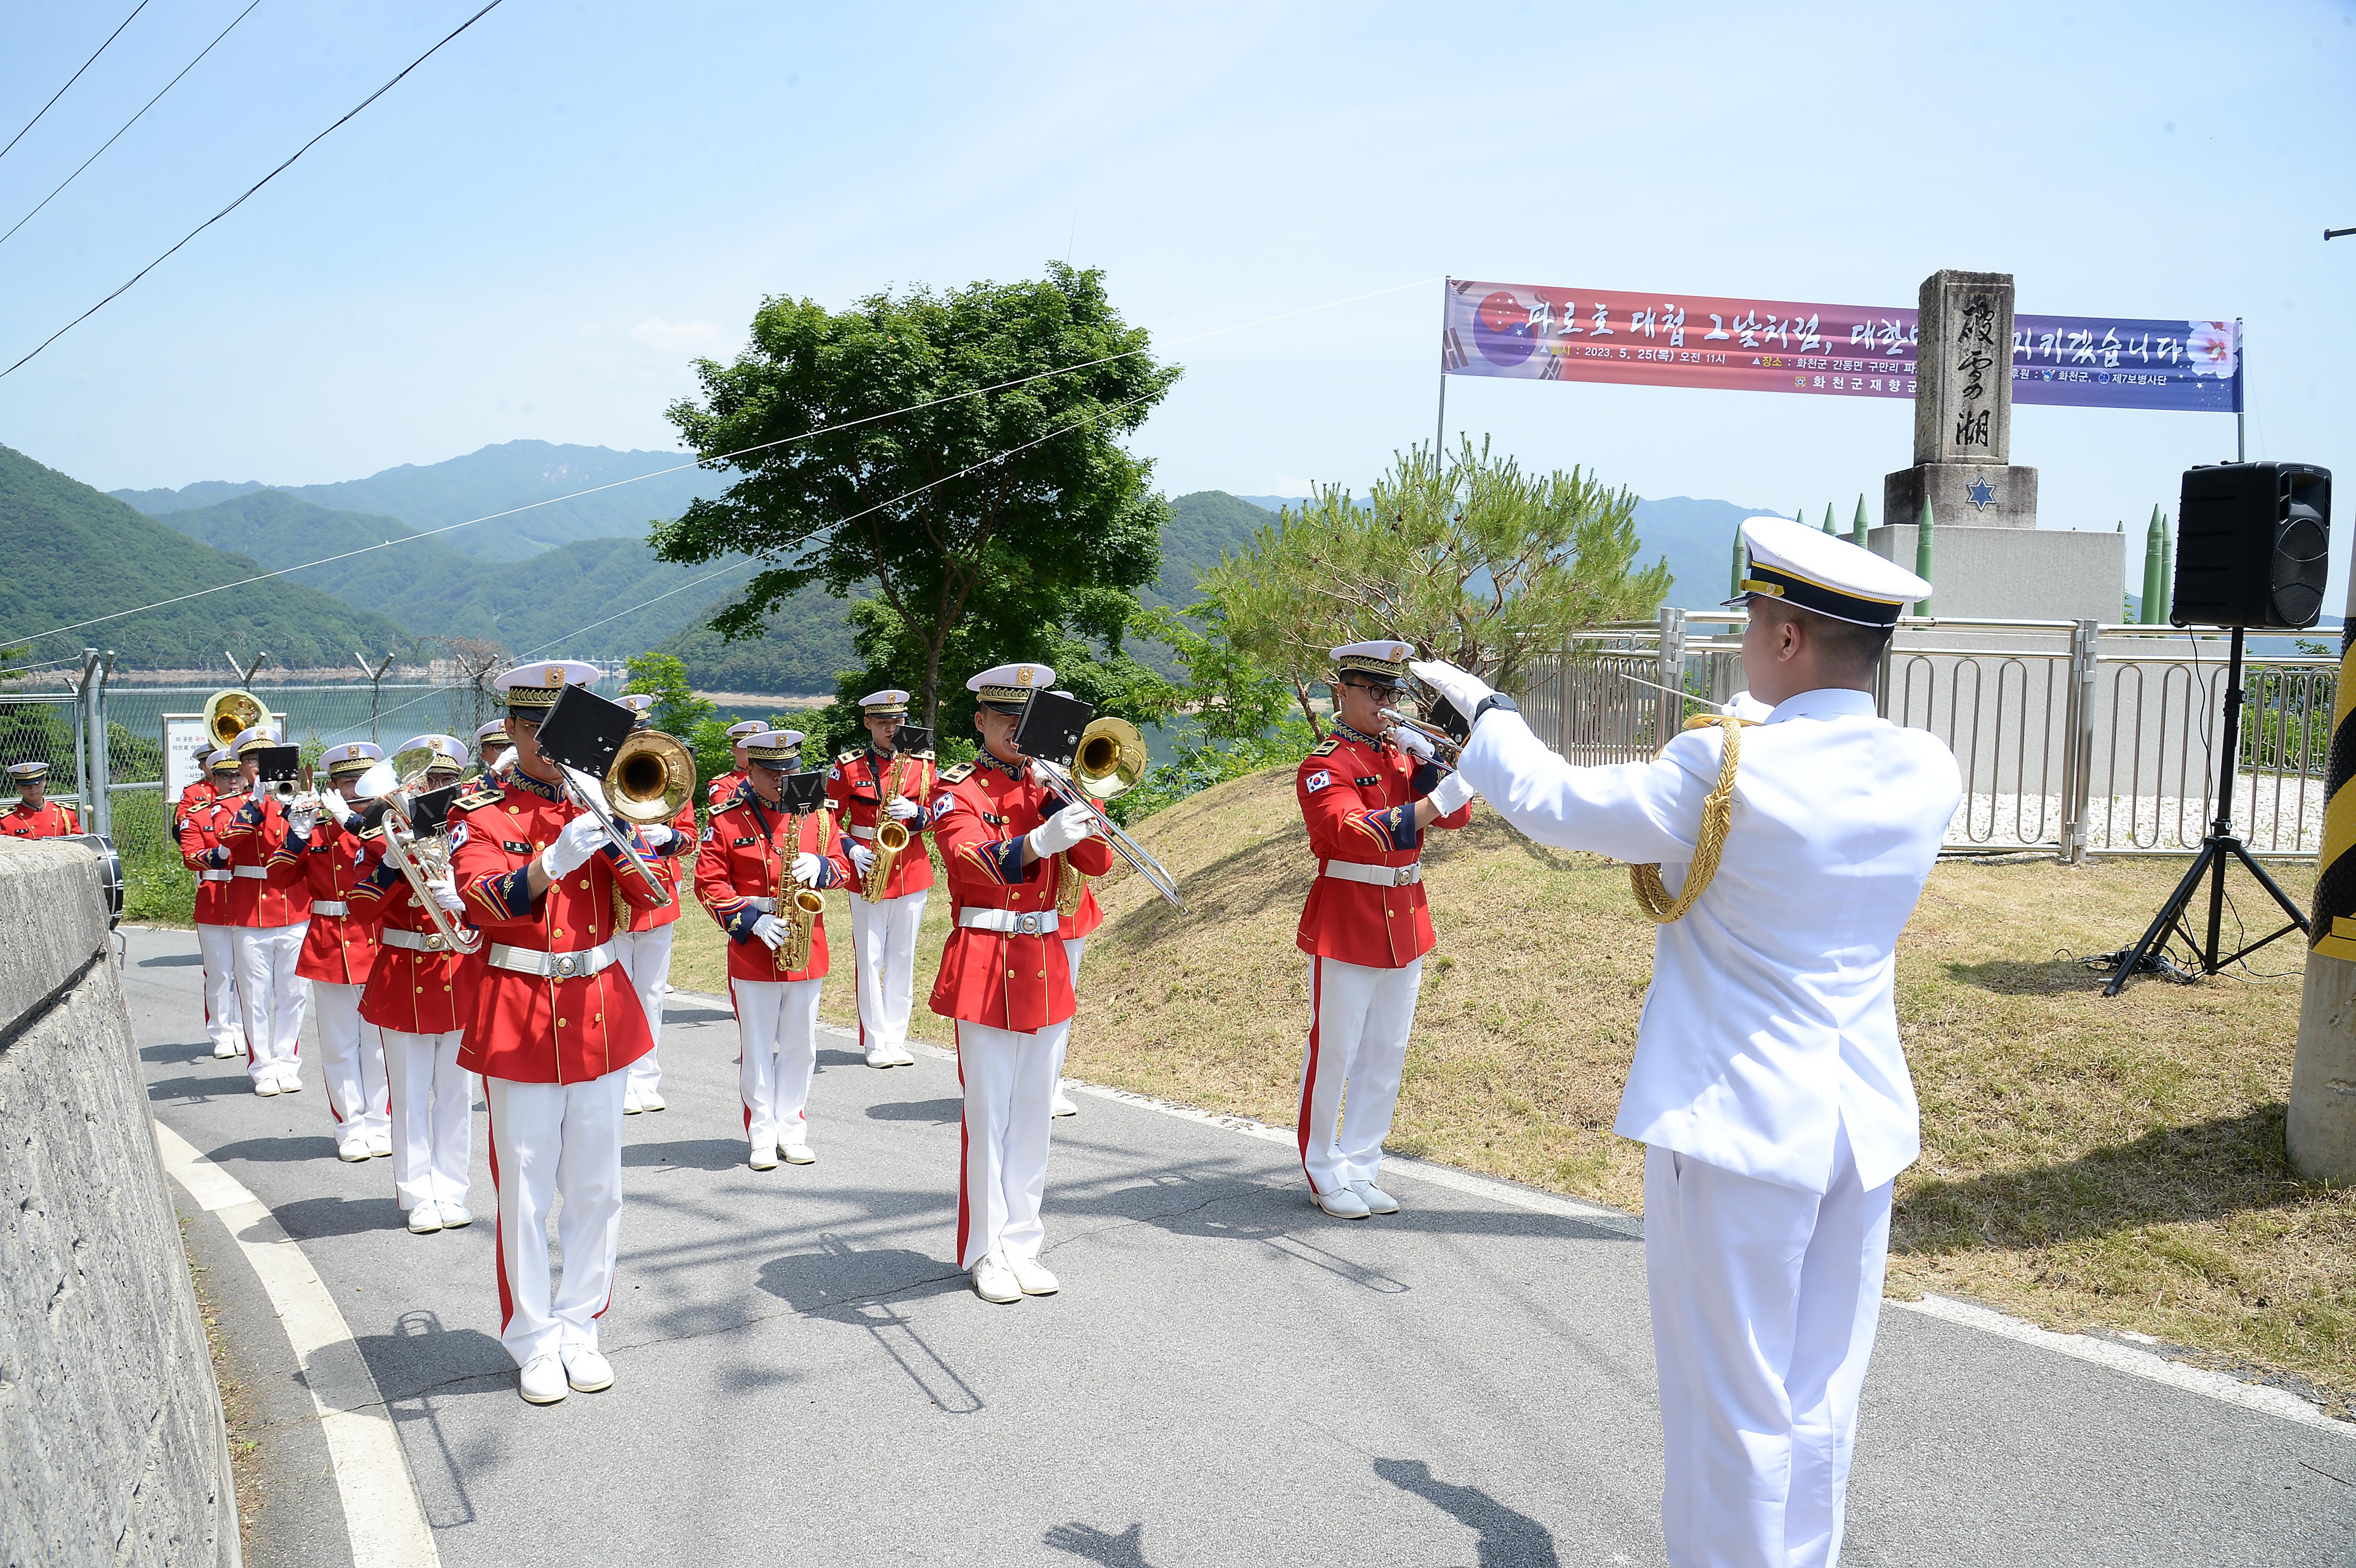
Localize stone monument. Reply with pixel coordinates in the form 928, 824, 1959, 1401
1867, 268, 2121, 622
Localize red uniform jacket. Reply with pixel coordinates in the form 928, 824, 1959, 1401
826, 748, 938, 899
172, 779, 216, 838
449, 770, 678, 1084
926, 754, 1114, 1032
705, 769, 745, 814
179, 793, 241, 925
218, 793, 308, 928
694, 791, 852, 983
3, 799, 79, 838
267, 809, 380, 986
350, 834, 479, 1035
1294, 724, 1471, 969
616, 797, 698, 933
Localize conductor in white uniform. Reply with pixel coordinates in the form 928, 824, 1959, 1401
1415, 516, 1960, 1568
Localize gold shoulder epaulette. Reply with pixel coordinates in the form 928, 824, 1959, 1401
837, 748, 862, 765
1309, 736, 1342, 757
453, 786, 502, 812
936, 761, 975, 785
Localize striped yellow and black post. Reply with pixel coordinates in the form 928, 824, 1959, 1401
2291, 599, 2356, 1180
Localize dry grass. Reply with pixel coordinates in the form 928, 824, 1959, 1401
675, 767, 2355, 1407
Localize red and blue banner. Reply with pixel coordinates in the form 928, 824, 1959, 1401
1440, 280, 2242, 413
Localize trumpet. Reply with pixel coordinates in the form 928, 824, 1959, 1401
350, 756, 482, 956
1380, 707, 1463, 769
1032, 714, 1184, 912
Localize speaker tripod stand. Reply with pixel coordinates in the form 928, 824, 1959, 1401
2102, 626, 2311, 995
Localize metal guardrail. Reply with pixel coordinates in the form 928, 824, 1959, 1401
1514, 611, 2334, 861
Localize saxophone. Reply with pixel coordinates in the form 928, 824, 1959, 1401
779, 806, 827, 971
862, 751, 907, 901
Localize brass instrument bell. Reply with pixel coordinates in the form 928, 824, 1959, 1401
203, 689, 265, 750
1072, 716, 1147, 803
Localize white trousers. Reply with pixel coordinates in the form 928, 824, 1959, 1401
382, 1029, 471, 1213
1051, 936, 1087, 1085
731, 977, 822, 1152
1644, 1122, 1893, 1568
846, 887, 928, 1052
310, 981, 389, 1144
1295, 954, 1423, 1195
954, 1018, 1066, 1270
613, 924, 675, 1093
231, 922, 309, 1083
195, 923, 243, 1054
485, 1070, 628, 1369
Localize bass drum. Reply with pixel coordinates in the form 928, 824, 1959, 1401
66, 832, 125, 929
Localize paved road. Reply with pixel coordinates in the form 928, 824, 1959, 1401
122, 926, 2356, 1568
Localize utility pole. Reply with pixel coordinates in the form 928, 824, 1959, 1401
354, 649, 397, 742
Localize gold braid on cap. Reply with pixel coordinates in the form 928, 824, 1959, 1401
1629, 714, 1750, 923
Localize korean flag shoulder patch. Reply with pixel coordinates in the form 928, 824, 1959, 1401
1304, 769, 1331, 794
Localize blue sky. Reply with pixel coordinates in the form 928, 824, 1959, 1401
2, 0, 2352, 597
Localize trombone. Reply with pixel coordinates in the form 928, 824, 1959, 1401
351, 754, 482, 956
554, 729, 694, 910
1031, 715, 1185, 912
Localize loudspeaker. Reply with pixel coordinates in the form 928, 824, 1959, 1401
2171, 461, 2332, 629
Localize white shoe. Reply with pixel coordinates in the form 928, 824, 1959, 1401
366, 1134, 393, 1158
212, 1040, 240, 1059
885, 1042, 917, 1067
622, 1086, 644, 1114
275, 1067, 302, 1093
1314, 1187, 1372, 1220
971, 1254, 1022, 1304
438, 1202, 472, 1229
562, 1348, 614, 1393
782, 1142, 816, 1165
1348, 1180, 1400, 1215
638, 1089, 665, 1111
1007, 1254, 1060, 1296
407, 1202, 443, 1235
748, 1144, 778, 1171
1050, 1087, 1079, 1118
518, 1355, 568, 1405
253, 1076, 281, 1098
337, 1140, 370, 1164
865, 1043, 893, 1068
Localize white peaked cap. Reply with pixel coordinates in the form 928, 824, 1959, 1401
1732, 516, 1929, 627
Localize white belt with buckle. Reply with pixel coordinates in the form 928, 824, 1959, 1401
381, 926, 463, 954
311, 900, 350, 917
741, 896, 777, 912
232, 865, 269, 880
488, 941, 618, 980
200, 869, 233, 882
1319, 859, 1423, 888
958, 907, 1060, 936
848, 824, 877, 840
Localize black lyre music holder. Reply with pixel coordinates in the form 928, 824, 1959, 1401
1013, 690, 1093, 769
780, 770, 829, 813
892, 722, 937, 756
253, 744, 302, 784
406, 783, 463, 838
535, 683, 633, 779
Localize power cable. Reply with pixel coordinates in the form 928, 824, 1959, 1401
4, 274, 1439, 649
0, 1, 153, 166
0, 0, 504, 381
0, 0, 266, 251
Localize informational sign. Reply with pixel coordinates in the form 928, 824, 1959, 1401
1440, 279, 2242, 413
162, 715, 207, 806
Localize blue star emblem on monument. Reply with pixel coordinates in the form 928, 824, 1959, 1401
1964, 476, 1997, 512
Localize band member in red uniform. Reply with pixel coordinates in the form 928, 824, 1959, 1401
696, 731, 852, 1169
1293, 640, 1476, 1219
173, 749, 219, 839
828, 689, 938, 1069
397, 732, 469, 788
3, 760, 79, 837
472, 720, 513, 779
1042, 689, 1103, 1120
450, 660, 683, 1405
352, 769, 480, 1234
927, 662, 1113, 1303
220, 724, 312, 1096
267, 742, 389, 1163
180, 750, 248, 1060
614, 693, 696, 1115
706, 719, 764, 812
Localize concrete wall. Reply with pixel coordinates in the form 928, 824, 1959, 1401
0, 840, 239, 1568
1868, 522, 2125, 623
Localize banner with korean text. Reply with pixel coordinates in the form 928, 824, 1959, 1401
1440, 280, 2241, 413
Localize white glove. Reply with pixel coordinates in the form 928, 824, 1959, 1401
1027, 802, 1100, 858
1408, 659, 1497, 735
425, 877, 466, 915
791, 851, 825, 887
641, 823, 677, 851
286, 806, 318, 839
750, 913, 789, 950
1390, 724, 1436, 762
885, 795, 921, 821
540, 814, 605, 879
1428, 769, 1477, 817
847, 842, 877, 875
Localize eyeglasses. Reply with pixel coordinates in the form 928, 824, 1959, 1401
1343, 679, 1406, 702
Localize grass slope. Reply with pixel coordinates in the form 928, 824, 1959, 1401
114, 440, 731, 562
0, 443, 411, 669
667, 764, 2351, 1407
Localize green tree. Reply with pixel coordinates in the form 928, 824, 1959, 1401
1114, 602, 1315, 822
1201, 438, 1672, 716
654, 262, 1181, 731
